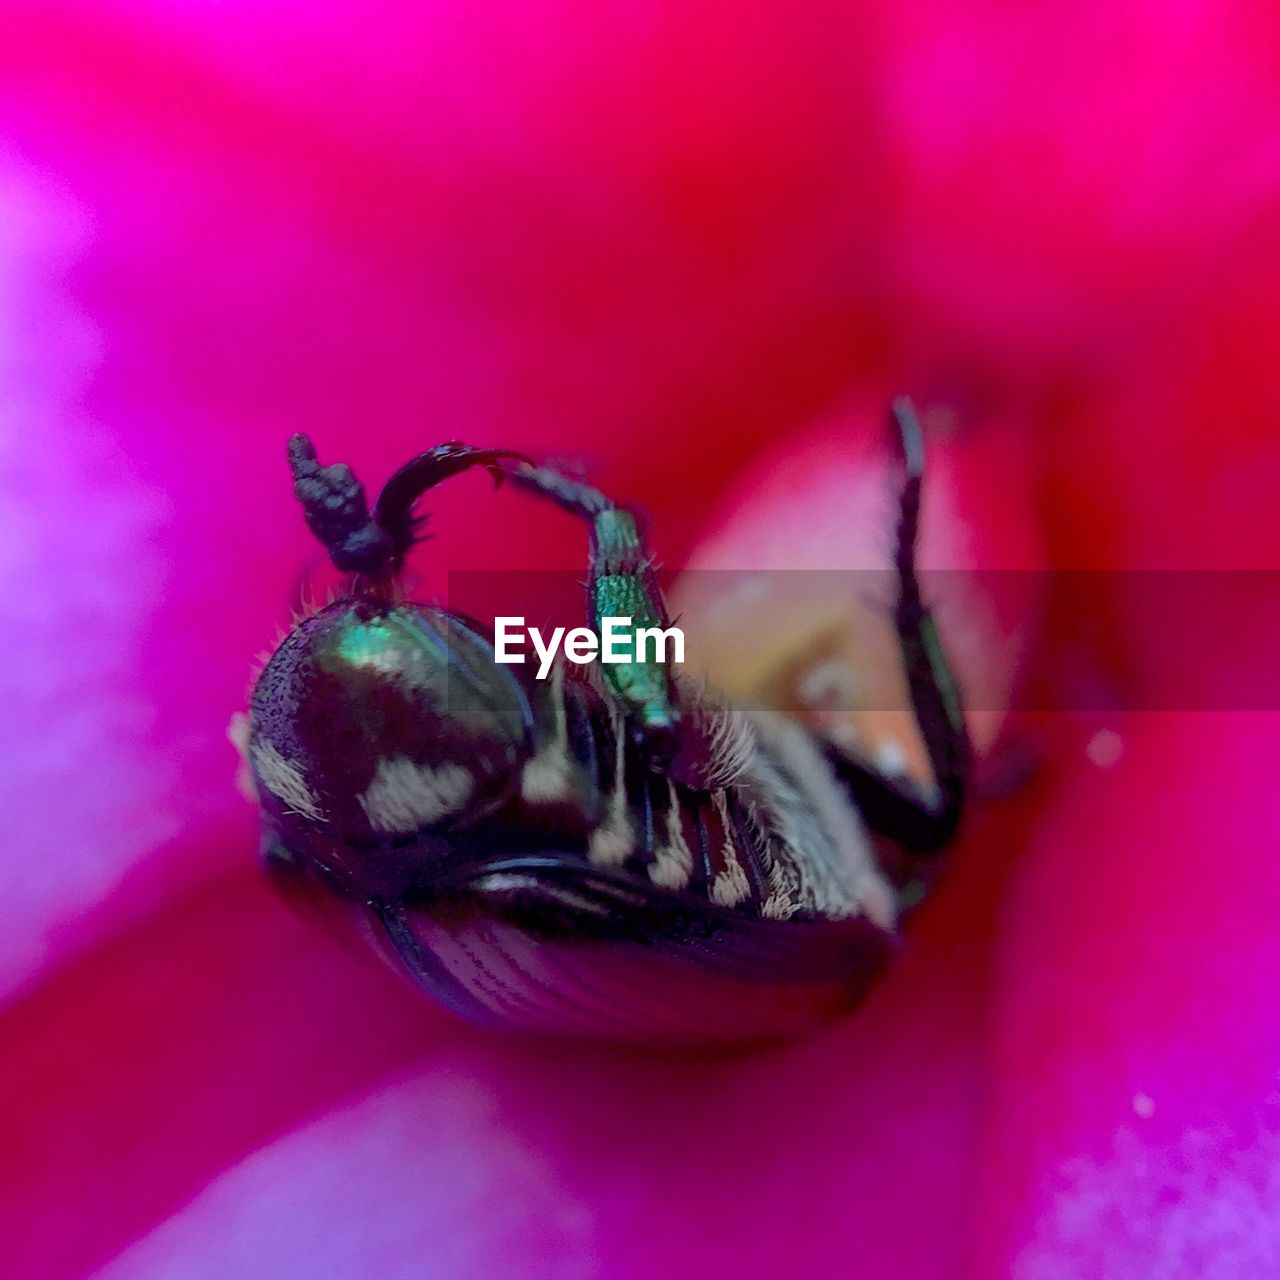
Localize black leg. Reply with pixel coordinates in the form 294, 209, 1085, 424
507, 461, 684, 762
824, 399, 971, 853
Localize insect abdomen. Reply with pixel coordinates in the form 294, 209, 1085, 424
505, 661, 899, 930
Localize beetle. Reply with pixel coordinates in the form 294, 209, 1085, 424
243, 400, 970, 1044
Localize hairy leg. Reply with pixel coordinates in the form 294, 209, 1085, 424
822, 399, 971, 853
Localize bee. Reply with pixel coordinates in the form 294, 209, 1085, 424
244, 401, 969, 1044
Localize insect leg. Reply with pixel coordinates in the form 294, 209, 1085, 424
824, 399, 971, 853
507, 461, 682, 761
287, 435, 525, 581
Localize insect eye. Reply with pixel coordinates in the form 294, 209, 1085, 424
248, 600, 533, 843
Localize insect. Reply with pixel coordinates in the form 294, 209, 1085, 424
244, 400, 970, 1044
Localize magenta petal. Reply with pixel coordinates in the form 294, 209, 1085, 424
95, 1064, 602, 1280
980, 714, 1280, 1278
10, 4, 1280, 1278
878, 2, 1280, 381
0, 152, 196, 998
94, 883, 997, 1280
1, 825, 1016, 1279
0, 870, 459, 1279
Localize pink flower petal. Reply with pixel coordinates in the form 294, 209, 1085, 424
980, 713, 1280, 1278
98, 1063, 601, 1280
88, 818, 1024, 1280
6, 4, 1280, 1278
0, 871, 450, 1279
879, 1, 1280, 383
